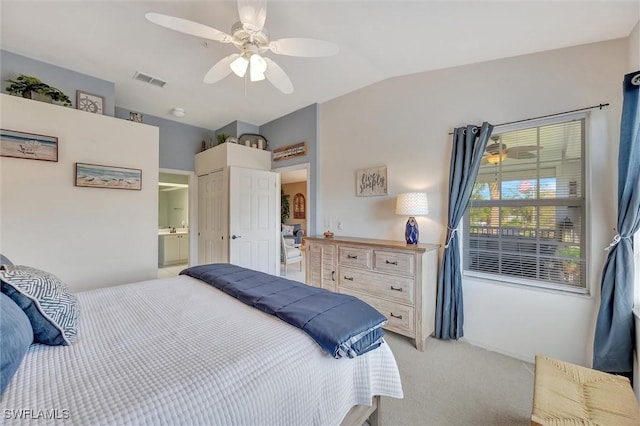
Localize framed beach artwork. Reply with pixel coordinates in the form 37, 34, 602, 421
0, 129, 58, 162
356, 166, 388, 197
75, 163, 142, 190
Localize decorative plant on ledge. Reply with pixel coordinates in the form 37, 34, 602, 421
281, 189, 290, 224
216, 133, 230, 145
5, 75, 72, 107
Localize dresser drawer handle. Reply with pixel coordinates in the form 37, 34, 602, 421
344, 276, 354, 281
385, 260, 398, 265
390, 286, 403, 292
390, 313, 403, 320
347, 254, 358, 259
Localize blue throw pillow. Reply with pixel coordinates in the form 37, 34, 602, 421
0, 254, 14, 266
0, 292, 33, 395
0, 265, 79, 346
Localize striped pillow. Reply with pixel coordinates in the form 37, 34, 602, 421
0, 265, 78, 345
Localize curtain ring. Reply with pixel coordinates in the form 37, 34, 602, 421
632, 73, 640, 86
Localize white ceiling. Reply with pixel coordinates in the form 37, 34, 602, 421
281, 168, 308, 184
1, 1, 638, 131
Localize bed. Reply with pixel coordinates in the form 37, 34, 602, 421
0, 266, 403, 425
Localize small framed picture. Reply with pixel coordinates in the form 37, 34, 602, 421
0, 128, 58, 162
75, 163, 142, 190
76, 90, 104, 114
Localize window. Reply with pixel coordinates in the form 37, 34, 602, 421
293, 193, 306, 219
463, 116, 586, 292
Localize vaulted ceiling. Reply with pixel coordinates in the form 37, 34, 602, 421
1, 1, 638, 130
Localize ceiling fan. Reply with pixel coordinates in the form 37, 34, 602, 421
145, 0, 339, 94
482, 135, 541, 165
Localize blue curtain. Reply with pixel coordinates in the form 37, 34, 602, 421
593, 71, 640, 373
435, 122, 493, 340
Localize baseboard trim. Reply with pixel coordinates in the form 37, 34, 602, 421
460, 336, 535, 364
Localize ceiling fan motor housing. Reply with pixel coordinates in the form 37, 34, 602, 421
231, 21, 269, 51
485, 142, 506, 155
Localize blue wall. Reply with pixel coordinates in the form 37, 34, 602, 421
115, 107, 214, 171
1, 50, 216, 172
1, 50, 116, 116
215, 120, 260, 139
1, 50, 321, 221
259, 103, 318, 235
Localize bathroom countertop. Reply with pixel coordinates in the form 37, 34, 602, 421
158, 228, 189, 236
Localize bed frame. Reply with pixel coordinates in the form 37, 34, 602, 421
341, 396, 380, 426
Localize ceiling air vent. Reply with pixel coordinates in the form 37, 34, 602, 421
132, 71, 167, 88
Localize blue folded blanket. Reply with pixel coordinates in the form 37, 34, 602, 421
180, 264, 387, 359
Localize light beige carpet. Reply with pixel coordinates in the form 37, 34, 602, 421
380, 332, 534, 426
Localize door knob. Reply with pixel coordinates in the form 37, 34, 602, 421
231, 235, 242, 239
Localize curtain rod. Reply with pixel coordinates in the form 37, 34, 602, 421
448, 103, 610, 135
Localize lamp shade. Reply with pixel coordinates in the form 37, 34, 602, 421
230, 55, 249, 77
249, 54, 267, 82
395, 192, 429, 216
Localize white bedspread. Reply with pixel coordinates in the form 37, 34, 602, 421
1, 275, 403, 425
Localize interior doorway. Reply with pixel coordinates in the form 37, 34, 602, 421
274, 163, 309, 282
157, 169, 197, 278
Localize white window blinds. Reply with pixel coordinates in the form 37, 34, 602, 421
464, 118, 586, 291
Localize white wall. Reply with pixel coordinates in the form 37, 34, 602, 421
0, 94, 159, 291
629, 21, 639, 71
168, 188, 189, 228
318, 39, 627, 365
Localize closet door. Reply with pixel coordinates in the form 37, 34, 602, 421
198, 170, 227, 264
228, 167, 278, 274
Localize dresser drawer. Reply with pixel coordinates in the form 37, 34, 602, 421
338, 246, 372, 269
338, 266, 414, 305
373, 251, 414, 277
340, 289, 414, 336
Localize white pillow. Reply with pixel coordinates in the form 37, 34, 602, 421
282, 224, 295, 236
0, 265, 79, 345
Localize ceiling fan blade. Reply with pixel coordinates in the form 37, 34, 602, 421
506, 145, 540, 154
204, 53, 241, 84
237, 0, 267, 33
269, 38, 339, 57
263, 57, 293, 94
507, 152, 537, 160
146, 13, 232, 43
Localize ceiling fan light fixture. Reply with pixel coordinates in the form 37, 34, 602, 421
146, 0, 336, 94
486, 152, 507, 165
230, 55, 249, 77
249, 53, 267, 82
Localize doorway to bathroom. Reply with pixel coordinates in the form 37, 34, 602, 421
157, 169, 197, 278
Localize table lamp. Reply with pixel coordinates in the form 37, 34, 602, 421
395, 192, 429, 244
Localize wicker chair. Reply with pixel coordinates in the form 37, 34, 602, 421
281, 233, 302, 276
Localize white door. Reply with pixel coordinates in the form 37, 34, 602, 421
229, 167, 278, 274
198, 170, 227, 264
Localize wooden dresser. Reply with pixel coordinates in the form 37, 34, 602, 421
304, 236, 440, 350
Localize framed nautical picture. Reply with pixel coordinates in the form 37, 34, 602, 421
356, 166, 387, 197
0, 128, 58, 162
76, 90, 104, 114
75, 163, 142, 190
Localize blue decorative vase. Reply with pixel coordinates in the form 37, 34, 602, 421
405, 217, 419, 244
